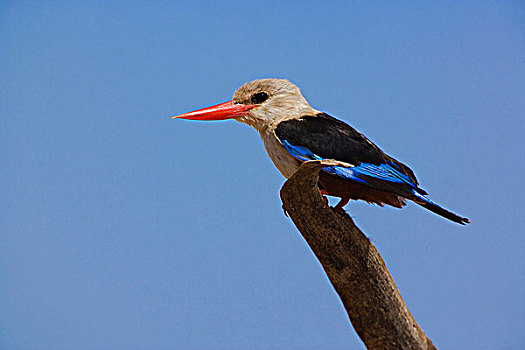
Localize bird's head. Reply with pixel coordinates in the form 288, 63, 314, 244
172, 79, 315, 132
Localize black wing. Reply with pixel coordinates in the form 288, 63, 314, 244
275, 113, 419, 186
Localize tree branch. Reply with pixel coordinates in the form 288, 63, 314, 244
280, 160, 437, 350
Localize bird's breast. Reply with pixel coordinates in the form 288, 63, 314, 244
261, 129, 301, 178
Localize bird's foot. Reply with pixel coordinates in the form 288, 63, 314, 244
334, 198, 350, 214
319, 189, 329, 206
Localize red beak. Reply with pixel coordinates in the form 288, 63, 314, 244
172, 100, 254, 121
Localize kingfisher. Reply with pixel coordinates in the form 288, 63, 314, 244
172, 79, 469, 225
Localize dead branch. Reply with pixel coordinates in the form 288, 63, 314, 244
280, 160, 437, 350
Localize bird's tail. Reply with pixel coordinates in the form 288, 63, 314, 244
412, 192, 470, 225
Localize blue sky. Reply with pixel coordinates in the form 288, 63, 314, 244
2, 1, 524, 349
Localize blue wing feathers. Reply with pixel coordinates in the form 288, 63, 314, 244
282, 140, 417, 187
282, 141, 322, 162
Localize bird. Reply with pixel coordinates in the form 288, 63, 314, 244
172, 78, 469, 225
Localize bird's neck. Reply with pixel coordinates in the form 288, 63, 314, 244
235, 115, 271, 133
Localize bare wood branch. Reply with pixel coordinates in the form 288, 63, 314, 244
280, 160, 437, 350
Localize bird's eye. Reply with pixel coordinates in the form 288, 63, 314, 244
251, 92, 269, 104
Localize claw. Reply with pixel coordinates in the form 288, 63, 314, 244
282, 204, 289, 217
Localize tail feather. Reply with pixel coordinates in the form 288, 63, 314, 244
412, 192, 470, 225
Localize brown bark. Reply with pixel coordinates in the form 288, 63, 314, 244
280, 160, 437, 350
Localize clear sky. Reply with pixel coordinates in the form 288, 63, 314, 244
2, 1, 524, 349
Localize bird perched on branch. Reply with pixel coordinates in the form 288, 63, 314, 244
173, 79, 469, 225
